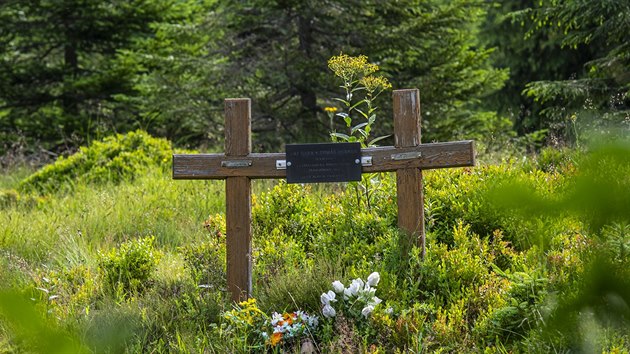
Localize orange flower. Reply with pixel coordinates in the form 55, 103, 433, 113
283, 313, 294, 325
270, 332, 283, 346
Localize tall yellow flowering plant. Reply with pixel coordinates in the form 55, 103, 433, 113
327, 53, 392, 209
327, 53, 392, 147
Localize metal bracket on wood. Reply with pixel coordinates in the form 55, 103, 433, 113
276, 156, 372, 169
391, 152, 422, 161
221, 160, 252, 168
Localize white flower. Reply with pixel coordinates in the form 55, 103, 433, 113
362, 286, 376, 297
352, 278, 365, 290
322, 304, 336, 318
370, 296, 382, 306
385, 307, 394, 315
271, 312, 283, 325
332, 280, 344, 294
320, 290, 336, 305
361, 305, 374, 318
367, 272, 380, 287
345, 278, 362, 298
320, 292, 329, 305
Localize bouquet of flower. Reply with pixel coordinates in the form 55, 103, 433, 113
261, 310, 319, 347
320, 272, 383, 321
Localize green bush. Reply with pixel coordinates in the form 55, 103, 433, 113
19, 130, 172, 194
424, 164, 567, 250
475, 270, 548, 344
534, 146, 577, 174
424, 166, 509, 246
30, 264, 101, 323
253, 228, 309, 289
0, 189, 19, 208
378, 222, 534, 351
397, 224, 501, 307
602, 222, 630, 266
0, 189, 44, 209
252, 182, 322, 286
253, 181, 322, 250
99, 236, 162, 294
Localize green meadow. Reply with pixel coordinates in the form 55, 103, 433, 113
1, 131, 628, 353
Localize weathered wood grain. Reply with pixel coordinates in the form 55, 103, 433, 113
393, 89, 425, 256
396, 168, 425, 254
393, 88, 421, 147
225, 99, 251, 157
226, 176, 251, 302
172, 140, 475, 179
224, 98, 252, 303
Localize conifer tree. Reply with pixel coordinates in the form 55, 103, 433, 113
135, 0, 509, 149
0, 0, 172, 152
520, 0, 630, 145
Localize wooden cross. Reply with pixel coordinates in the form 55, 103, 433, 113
173, 89, 475, 302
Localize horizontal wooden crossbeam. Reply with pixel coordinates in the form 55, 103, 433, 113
173, 140, 475, 180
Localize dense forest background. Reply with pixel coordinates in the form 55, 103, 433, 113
0, 0, 628, 159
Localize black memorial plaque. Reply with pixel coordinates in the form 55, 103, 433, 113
286, 142, 362, 183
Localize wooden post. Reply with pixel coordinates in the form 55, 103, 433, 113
393, 89, 425, 258
224, 98, 252, 302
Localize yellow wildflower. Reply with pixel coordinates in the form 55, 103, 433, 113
360, 75, 392, 94
224, 298, 265, 326
328, 53, 379, 82
324, 106, 338, 113
238, 298, 257, 307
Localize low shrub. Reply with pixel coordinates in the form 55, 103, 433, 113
534, 146, 578, 174
475, 270, 548, 344
31, 264, 101, 323
19, 130, 172, 194
0, 189, 19, 208
253, 181, 322, 250
0, 189, 44, 209
98, 236, 162, 294
253, 229, 309, 289
424, 164, 567, 250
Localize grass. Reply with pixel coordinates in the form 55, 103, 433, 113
0, 164, 34, 190
1, 137, 629, 353
1, 169, 224, 262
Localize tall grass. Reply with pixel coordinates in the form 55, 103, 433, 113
0, 168, 224, 265
0, 165, 34, 190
